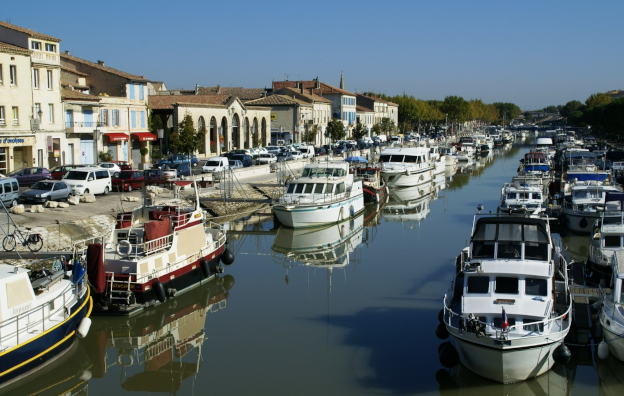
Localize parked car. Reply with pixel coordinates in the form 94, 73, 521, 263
0, 177, 20, 207
49, 164, 96, 180
7, 167, 52, 186
97, 162, 122, 176
202, 157, 229, 174
19, 180, 73, 203
63, 168, 112, 195
229, 154, 253, 167
333, 145, 347, 155
290, 150, 304, 160
145, 168, 176, 181
314, 147, 327, 156
228, 160, 244, 170
277, 152, 294, 161
257, 153, 277, 165
298, 146, 314, 158
112, 160, 133, 170
171, 162, 191, 177
112, 171, 145, 192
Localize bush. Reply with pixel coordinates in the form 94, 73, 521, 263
98, 151, 112, 162
140, 147, 149, 156
151, 147, 163, 160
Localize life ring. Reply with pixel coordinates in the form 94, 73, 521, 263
117, 352, 134, 366
117, 240, 132, 257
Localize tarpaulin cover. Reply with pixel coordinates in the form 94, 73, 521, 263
145, 217, 170, 242
87, 243, 106, 294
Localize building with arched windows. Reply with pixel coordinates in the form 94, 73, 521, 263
148, 95, 270, 156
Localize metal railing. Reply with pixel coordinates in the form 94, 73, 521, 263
65, 121, 106, 128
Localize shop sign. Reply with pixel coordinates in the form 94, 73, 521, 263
54, 149, 60, 158
1, 136, 36, 146
271, 113, 277, 121
47, 136, 53, 151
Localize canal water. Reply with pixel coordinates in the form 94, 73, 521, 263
13, 140, 624, 396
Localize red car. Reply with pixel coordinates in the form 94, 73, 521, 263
113, 160, 133, 171
112, 171, 145, 192
49, 164, 95, 180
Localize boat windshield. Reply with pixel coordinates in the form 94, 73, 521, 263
472, 220, 548, 260
301, 167, 346, 178
379, 155, 423, 163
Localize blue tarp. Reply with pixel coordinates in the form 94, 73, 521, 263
568, 172, 609, 182
345, 156, 368, 164
525, 165, 549, 172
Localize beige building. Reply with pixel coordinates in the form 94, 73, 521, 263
356, 105, 375, 136
148, 95, 271, 156
356, 94, 399, 130
0, 21, 65, 172
61, 53, 152, 166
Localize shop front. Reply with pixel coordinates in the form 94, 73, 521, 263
130, 132, 156, 167
103, 133, 129, 162
0, 136, 36, 174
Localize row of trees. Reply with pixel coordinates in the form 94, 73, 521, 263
561, 92, 623, 135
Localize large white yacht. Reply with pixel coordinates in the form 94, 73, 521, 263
588, 192, 624, 276
599, 252, 624, 361
273, 160, 364, 228
440, 213, 572, 383
379, 146, 434, 188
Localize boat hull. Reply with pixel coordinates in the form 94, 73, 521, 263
274, 195, 364, 228
561, 210, 602, 233
451, 334, 561, 383
0, 288, 92, 389
603, 325, 624, 361
380, 169, 433, 188
363, 184, 387, 203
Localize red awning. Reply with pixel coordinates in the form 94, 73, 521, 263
133, 132, 157, 141
104, 133, 129, 142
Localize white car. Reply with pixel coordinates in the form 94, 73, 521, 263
290, 151, 304, 160
97, 162, 121, 175
257, 153, 277, 164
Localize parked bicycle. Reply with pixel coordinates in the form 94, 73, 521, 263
3, 227, 43, 252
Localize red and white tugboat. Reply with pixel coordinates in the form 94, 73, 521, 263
77, 180, 234, 315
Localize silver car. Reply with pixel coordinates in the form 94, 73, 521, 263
20, 180, 73, 203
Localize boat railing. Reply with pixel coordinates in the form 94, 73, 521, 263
442, 293, 572, 339
277, 190, 351, 206
0, 259, 87, 346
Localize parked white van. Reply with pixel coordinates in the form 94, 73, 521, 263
202, 157, 229, 174
297, 145, 314, 158
63, 167, 112, 195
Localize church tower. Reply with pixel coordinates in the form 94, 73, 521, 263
339, 72, 344, 90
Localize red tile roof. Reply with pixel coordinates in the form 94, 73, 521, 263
356, 105, 374, 112
148, 95, 230, 110
277, 87, 333, 103
0, 21, 61, 42
196, 86, 266, 100
245, 95, 310, 106
272, 80, 356, 96
61, 53, 147, 81
61, 88, 101, 101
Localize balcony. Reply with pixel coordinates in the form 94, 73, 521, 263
31, 51, 60, 66
65, 121, 106, 134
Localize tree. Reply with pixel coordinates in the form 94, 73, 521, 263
560, 100, 583, 118
585, 93, 612, 109
324, 118, 346, 142
379, 118, 396, 136
441, 96, 470, 124
170, 114, 203, 160
543, 105, 558, 114
352, 121, 367, 140
492, 102, 521, 124
301, 125, 319, 145
372, 123, 382, 136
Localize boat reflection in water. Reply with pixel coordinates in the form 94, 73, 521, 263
84, 275, 234, 394
383, 184, 435, 224
597, 353, 624, 395
272, 212, 365, 270
435, 362, 568, 396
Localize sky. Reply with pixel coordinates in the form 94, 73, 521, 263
3, 0, 623, 109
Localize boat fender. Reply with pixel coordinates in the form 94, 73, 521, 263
117, 240, 132, 257
72, 261, 85, 285
221, 248, 235, 265
375, 193, 379, 203
341, 206, 349, 220
438, 309, 444, 323
117, 352, 134, 366
200, 258, 210, 277
405, 169, 411, 176
438, 343, 459, 368
350, 205, 355, 217
79, 370, 92, 381
76, 317, 92, 339
598, 340, 609, 360
153, 280, 166, 303
435, 322, 450, 340
223, 274, 235, 291
552, 343, 571, 365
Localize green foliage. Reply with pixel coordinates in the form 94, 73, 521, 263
543, 105, 559, 114
301, 125, 319, 144
251, 132, 261, 148
170, 114, 202, 158
324, 118, 346, 142
149, 113, 164, 133
140, 147, 149, 156
492, 103, 521, 124
98, 151, 112, 162
441, 96, 470, 123
379, 117, 396, 135
561, 100, 583, 118
352, 121, 367, 140
372, 123, 382, 136
585, 93, 613, 109
582, 98, 624, 134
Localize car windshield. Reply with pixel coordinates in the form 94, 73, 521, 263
50, 166, 64, 172
8, 169, 23, 176
206, 161, 220, 166
260, 154, 271, 158
31, 181, 55, 191
65, 171, 88, 180
118, 171, 132, 179
229, 161, 238, 166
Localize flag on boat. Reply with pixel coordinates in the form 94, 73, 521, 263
502, 307, 509, 331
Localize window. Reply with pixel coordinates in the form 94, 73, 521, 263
522, 318, 544, 332
0, 106, 4, 124
129, 83, 135, 99
139, 83, 144, 100
45, 43, 56, 52
48, 104, 54, 123
112, 110, 120, 126
33, 69, 39, 89
101, 109, 108, 126
12, 107, 18, 125
314, 183, 324, 193
295, 184, 304, 194
467, 276, 489, 293
47, 70, 53, 89
0, 64, 3, 84
495, 277, 519, 294
140, 111, 145, 128
604, 235, 621, 248
525, 278, 547, 296
10, 65, 16, 85
31, 41, 41, 50
131, 111, 136, 128
34, 103, 41, 119
287, 184, 295, 193
96, 170, 109, 180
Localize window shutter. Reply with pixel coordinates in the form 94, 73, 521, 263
129, 83, 135, 99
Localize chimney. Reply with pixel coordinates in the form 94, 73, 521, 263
195, 84, 198, 95
300, 84, 304, 95
309, 88, 313, 95
315, 80, 320, 89
64, 50, 69, 55
97, 60, 105, 66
